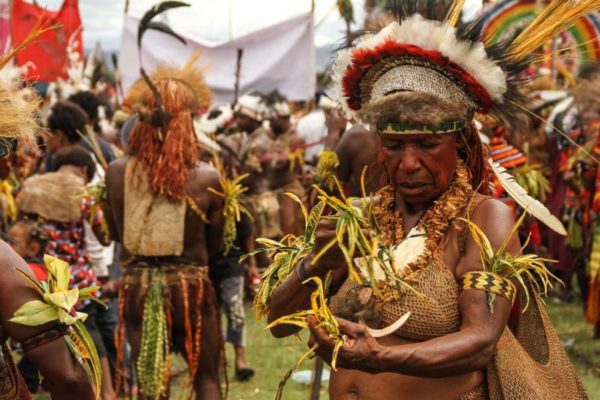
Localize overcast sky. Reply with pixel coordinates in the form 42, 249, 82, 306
32, 0, 483, 51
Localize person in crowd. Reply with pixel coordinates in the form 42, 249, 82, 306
264, 91, 306, 236
105, 76, 225, 399
235, 93, 282, 240
209, 211, 256, 381
67, 91, 117, 165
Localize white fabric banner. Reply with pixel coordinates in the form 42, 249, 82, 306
119, 13, 316, 102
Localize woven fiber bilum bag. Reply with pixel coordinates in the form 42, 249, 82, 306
487, 287, 588, 400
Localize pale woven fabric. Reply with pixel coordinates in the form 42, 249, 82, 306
17, 172, 84, 223
123, 158, 186, 256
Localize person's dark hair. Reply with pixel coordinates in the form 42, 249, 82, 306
68, 91, 102, 122
47, 101, 89, 144
51, 146, 96, 182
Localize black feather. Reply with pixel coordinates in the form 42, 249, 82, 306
145, 21, 187, 45
137, 1, 190, 49
136, 1, 189, 127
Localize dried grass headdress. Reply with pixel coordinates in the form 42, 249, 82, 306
330, 0, 592, 235
0, 20, 55, 152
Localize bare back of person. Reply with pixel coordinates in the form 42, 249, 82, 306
336, 125, 386, 196
268, 129, 305, 189
105, 157, 224, 399
241, 129, 273, 196
106, 157, 222, 264
268, 129, 306, 235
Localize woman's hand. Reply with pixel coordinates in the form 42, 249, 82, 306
307, 315, 387, 373
308, 219, 373, 277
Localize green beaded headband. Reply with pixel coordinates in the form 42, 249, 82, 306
376, 120, 468, 135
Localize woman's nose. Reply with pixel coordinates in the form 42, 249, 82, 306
398, 148, 421, 174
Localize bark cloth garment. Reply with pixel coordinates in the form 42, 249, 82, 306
330, 193, 587, 399
123, 159, 186, 257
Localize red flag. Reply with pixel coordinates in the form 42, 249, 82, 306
11, 0, 83, 82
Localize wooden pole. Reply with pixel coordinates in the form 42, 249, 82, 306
124, 0, 130, 14
233, 48, 243, 104
309, 358, 324, 400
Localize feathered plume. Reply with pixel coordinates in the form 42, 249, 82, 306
504, 0, 600, 62
137, 1, 190, 127
444, 0, 466, 27
137, 1, 189, 50
488, 159, 566, 236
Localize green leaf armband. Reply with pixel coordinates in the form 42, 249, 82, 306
460, 271, 516, 305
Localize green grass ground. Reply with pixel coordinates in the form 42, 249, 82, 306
32, 299, 600, 399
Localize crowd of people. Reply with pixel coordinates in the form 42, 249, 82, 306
1, 0, 600, 399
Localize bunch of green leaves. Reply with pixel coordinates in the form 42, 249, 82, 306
136, 271, 170, 400
265, 276, 343, 400
247, 196, 326, 319
314, 149, 340, 193
460, 212, 561, 311
208, 172, 253, 255
311, 171, 407, 297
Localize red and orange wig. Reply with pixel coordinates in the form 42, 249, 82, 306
127, 78, 199, 201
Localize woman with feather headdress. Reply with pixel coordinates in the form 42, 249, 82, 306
264, 1, 592, 399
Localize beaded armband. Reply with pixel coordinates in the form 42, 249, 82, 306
19, 325, 68, 353
460, 271, 516, 305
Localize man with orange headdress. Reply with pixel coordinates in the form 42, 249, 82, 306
105, 74, 224, 398
103, 5, 224, 396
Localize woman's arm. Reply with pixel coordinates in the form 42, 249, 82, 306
309, 199, 521, 376
267, 219, 351, 338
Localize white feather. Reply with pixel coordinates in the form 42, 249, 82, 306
331, 15, 507, 118
488, 159, 566, 236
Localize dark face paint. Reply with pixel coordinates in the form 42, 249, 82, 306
380, 133, 458, 206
